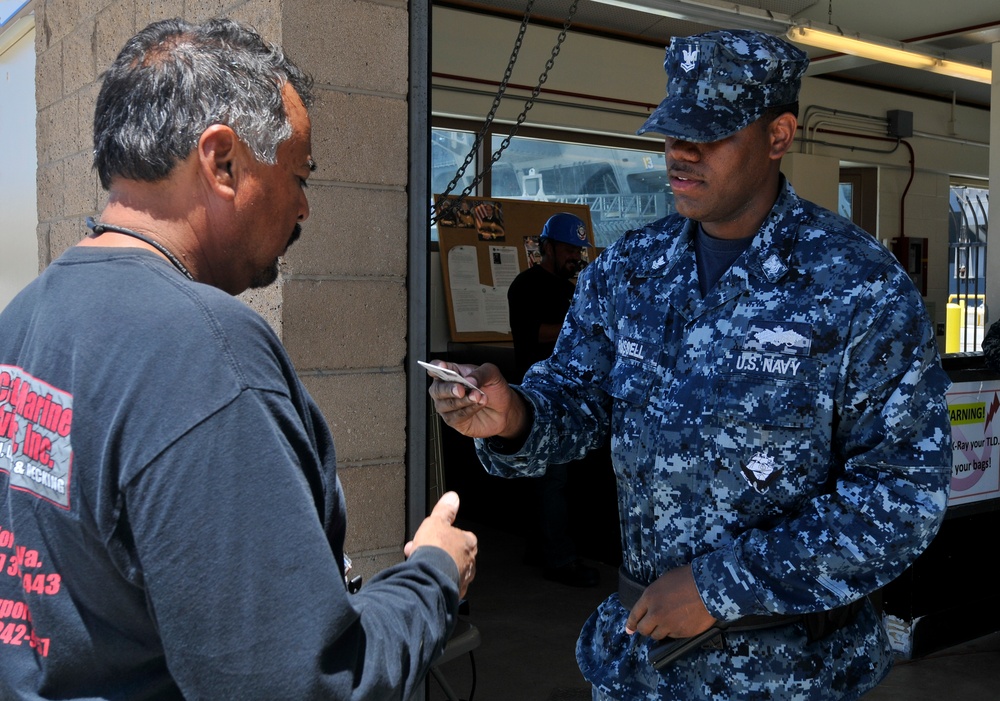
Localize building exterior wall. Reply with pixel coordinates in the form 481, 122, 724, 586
33, 0, 411, 583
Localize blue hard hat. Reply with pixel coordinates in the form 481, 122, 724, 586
539, 213, 591, 247
637, 29, 808, 143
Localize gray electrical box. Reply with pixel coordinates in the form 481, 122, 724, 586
887, 109, 914, 138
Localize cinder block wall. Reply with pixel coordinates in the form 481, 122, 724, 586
34, 0, 410, 582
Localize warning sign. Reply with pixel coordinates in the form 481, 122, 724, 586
946, 381, 1000, 506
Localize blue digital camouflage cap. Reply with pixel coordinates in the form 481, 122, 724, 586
637, 29, 809, 143
540, 213, 591, 247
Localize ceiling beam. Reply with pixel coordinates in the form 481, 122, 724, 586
586, 0, 794, 34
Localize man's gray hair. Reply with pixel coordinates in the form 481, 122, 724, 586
93, 17, 313, 190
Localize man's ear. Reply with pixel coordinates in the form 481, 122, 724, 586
197, 124, 240, 200
768, 113, 797, 160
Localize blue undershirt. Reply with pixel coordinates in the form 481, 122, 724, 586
694, 222, 754, 296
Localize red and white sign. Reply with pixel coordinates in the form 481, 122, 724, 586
946, 380, 1000, 506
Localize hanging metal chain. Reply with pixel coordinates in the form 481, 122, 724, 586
486, 1, 579, 190
431, 0, 579, 226
433, 1, 536, 210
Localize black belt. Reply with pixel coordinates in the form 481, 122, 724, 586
618, 567, 803, 631
618, 567, 866, 669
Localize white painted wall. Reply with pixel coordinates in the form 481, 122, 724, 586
0, 19, 38, 310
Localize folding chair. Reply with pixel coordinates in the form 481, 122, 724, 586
429, 617, 481, 701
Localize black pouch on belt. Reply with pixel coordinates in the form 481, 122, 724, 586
802, 598, 866, 643
620, 567, 866, 668
648, 625, 729, 670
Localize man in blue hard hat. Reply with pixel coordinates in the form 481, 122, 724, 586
427, 28, 950, 700
507, 212, 600, 587
508, 213, 591, 378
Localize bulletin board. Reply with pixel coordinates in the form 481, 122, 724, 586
434, 195, 596, 343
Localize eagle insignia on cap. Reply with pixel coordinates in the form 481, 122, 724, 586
681, 46, 698, 72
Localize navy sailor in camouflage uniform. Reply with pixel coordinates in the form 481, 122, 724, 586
425, 29, 952, 700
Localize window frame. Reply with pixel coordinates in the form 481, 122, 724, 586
431, 117, 670, 249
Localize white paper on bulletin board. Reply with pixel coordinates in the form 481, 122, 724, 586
446, 246, 510, 334
947, 380, 1000, 506
434, 196, 596, 343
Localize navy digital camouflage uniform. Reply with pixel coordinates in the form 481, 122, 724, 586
476, 177, 952, 699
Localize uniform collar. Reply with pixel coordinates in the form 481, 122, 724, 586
739, 176, 803, 285
635, 175, 805, 284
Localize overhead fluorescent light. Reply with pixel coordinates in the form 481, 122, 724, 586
787, 23, 992, 84
587, 1, 991, 84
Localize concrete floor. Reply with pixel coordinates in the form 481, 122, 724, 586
428, 520, 1000, 701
